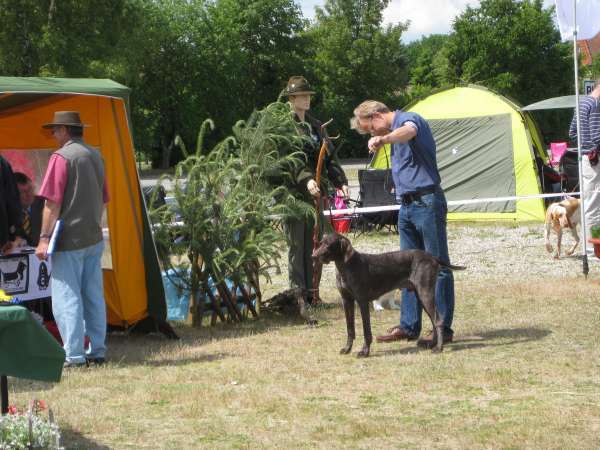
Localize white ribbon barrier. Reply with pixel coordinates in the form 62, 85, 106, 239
323, 191, 582, 216
163, 192, 585, 218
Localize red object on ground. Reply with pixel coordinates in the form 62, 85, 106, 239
588, 238, 600, 258
332, 217, 351, 233
44, 321, 90, 348
44, 321, 62, 344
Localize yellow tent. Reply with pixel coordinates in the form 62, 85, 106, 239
0, 77, 170, 332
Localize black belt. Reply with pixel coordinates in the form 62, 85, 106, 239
399, 186, 438, 205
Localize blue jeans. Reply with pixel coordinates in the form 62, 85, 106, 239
398, 188, 454, 337
51, 241, 106, 363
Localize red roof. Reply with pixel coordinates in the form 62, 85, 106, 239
578, 32, 600, 65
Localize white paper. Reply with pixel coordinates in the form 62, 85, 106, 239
47, 220, 62, 255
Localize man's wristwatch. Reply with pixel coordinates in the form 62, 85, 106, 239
39, 234, 51, 240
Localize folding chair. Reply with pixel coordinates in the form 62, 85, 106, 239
356, 168, 398, 233
558, 149, 580, 193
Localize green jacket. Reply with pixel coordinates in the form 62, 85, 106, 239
292, 113, 348, 200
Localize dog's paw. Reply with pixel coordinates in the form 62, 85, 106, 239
339, 346, 352, 355
553, 253, 560, 260
356, 349, 370, 358
431, 347, 443, 354
545, 243, 553, 253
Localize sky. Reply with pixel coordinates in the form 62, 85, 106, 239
299, 0, 556, 43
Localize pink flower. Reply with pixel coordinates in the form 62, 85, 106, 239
36, 399, 47, 411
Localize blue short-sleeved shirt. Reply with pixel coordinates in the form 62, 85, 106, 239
390, 110, 441, 197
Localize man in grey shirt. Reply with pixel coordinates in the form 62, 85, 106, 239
36, 111, 109, 368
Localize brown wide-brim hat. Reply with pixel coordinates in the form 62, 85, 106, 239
283, 76, 315, 97
42, 111, 89, 128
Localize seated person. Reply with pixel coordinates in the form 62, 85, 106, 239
13, 172, 52, 319
14, 172, 44, 246
0, 155, 22, 253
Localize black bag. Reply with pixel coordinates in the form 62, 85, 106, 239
559, 150, 579, 192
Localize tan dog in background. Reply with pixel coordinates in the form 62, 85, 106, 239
544, 197, 580, 259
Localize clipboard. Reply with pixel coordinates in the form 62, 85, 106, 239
47, 220, 62, 255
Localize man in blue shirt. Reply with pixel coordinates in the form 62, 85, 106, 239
351, 100, 455, 347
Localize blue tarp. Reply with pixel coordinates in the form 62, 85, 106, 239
162, 270, 254, 321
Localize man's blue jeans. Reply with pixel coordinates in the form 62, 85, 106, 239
398, 188, 454, 337
51, 240, 107, 363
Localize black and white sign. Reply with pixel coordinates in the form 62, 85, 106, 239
584, 80, 596, 95
0, 252, 51, 301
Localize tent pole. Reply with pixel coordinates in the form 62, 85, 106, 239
572, 0, 589, 277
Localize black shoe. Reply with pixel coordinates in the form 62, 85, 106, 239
86, 357, 106, 366
63, 360, 88, 369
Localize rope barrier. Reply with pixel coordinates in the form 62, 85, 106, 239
322, 191, 585, 217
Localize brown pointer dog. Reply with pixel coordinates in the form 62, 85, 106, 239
313, 233, 465, 357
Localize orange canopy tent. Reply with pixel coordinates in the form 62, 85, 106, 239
0, 77, 172, 335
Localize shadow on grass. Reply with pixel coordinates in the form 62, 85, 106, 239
100, 307, 334, 368
376, 327, 552, 356
61, 427, 111, 450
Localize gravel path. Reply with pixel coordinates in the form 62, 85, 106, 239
344, 223, 597, 282
302, 223, 598, 292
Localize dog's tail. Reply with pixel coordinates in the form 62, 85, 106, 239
435, 257, 466, 271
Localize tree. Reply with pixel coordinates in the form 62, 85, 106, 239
405, 34, 451, 100
122, 0, 307, 168
0, 0, 130, 76
192, 0, 307, 134
445, 0, 572, 106
116, 0, 206, 169
304, 0, 409, 157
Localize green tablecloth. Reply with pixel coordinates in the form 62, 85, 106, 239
0, 305, 64, 382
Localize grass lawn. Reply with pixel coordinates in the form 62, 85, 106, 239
9, 226, 600, 449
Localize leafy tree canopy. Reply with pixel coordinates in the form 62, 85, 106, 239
445, 0, 572, 105
405, 34, 451, 100
304, 0, 409, 156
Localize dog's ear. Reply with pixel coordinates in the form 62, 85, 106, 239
559, 215, 569, 228
339, 236, 354, 263
550, 211, 561, 231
